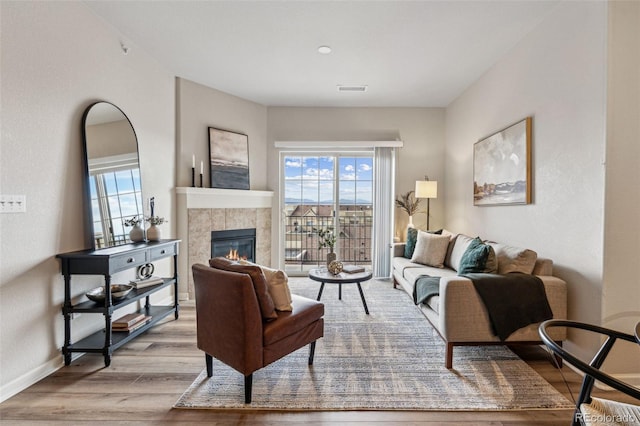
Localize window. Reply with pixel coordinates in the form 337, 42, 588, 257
282, 153, 373, 274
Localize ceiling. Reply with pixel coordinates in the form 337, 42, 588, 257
85, 0, 560, 108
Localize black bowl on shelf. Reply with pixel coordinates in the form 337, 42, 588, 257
86, 284, 134, 303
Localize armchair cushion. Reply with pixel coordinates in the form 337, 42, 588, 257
209, 257, 278, 321
263, 294, 325, 345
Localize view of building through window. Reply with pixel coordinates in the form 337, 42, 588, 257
283, 154, 373, 274
90, 169, 143, 248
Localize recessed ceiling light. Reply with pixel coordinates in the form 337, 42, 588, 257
318, 45, 332, 54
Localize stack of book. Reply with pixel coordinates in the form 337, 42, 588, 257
112, 312, 152, 333
130, 276, 164, 290
342, 265, 365, 274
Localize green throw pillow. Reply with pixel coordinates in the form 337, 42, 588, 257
457, 237, 494, 274
404, 228, 419, 258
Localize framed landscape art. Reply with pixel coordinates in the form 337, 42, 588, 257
208, 127, 250, 190
473, 117, 532, 206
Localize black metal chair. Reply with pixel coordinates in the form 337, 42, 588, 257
539, 320, 640, 426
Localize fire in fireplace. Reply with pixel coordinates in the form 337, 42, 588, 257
211, 228, 256, 263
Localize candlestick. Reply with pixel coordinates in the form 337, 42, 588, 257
191, 167, 195, 187
200, 173, 203, 188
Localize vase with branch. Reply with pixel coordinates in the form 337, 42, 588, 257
124, 216, 144, 242
395, 190, 421, 228
317, 228, 337, 266
145, 216, 167, 241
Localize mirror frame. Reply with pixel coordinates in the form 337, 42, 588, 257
81, 101, 144, 250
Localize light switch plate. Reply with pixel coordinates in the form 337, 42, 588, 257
0, 195, 26, 213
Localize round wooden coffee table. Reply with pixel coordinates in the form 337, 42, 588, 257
308, 268, 373, 315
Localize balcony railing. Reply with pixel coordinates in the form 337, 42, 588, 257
284, 209, 372, 274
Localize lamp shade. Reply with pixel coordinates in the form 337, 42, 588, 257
415, 180, 437, 199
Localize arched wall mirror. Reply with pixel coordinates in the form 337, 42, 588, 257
82, 101, 144, 249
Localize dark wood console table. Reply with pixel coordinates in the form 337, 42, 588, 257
57, 239, 180, 367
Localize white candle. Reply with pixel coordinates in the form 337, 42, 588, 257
200, 161, 203, 174
192, 154, 195, 168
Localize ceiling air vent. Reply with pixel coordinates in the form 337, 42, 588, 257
337, 85, 368, 92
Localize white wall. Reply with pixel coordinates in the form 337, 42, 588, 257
176, 78, 268, 190
0, 1, 175, 400
602, 0, 640, 377
266, 107, 445, 268
445, 0, 638, 381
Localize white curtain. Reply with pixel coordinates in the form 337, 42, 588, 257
372, 147, 396, 278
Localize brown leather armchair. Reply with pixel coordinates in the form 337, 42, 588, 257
192, 262, 324, 403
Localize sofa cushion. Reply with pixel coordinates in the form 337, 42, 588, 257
393, 256, 427, 279
404, 264, 457, 288
209, 257, 278, 321
442, 229, 458, 269
458, 237, 497, 274
404, 227, 419, 258
447, 234, 476, 272
410, 231, 451, 268
488, 243, 538, 274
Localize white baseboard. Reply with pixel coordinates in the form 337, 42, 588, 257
0, 355, 66, 403
1, 296, 183, 404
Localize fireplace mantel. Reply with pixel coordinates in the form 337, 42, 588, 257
175, 187, 273, 209
175, 187, 274, 300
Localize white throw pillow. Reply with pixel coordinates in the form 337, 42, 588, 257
410, 231, 451, 268
447, 234, 476, 272
488, 243, 538, 274
238, 260, 293, 311
259, 265, 293, 311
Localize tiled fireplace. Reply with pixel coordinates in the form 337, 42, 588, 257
175, 187, 273, 300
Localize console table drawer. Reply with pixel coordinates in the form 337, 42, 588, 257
111, 252, 148, 271
149, 244, 177, 261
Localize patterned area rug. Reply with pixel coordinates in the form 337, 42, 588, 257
175, 277, 573, 411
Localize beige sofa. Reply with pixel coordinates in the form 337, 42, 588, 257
392, 231, 567, 368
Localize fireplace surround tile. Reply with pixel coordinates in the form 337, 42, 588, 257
176, 188, 274, 300
185, 207, 272, 298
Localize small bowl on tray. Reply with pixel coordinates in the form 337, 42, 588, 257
86, 284, 134, 303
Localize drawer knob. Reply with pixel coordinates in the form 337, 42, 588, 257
127, 257, 135, 263
160, 249, 166, 255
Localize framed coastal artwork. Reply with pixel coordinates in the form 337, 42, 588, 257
473, 117, 532, 206
208, 127, 250, 190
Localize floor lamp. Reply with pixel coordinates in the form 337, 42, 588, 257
415, 177, 438, 230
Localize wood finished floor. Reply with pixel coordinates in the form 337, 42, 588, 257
0, 301, 635, 425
